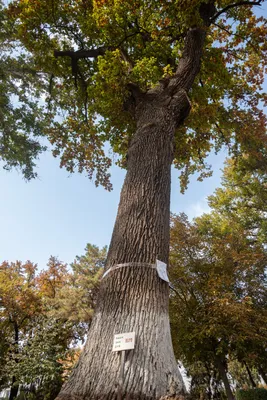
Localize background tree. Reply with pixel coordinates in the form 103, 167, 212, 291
228, 359, 260, 390
207, 157, 267, 385
0, 244, 105, 400
45, 245, 106, 339
0, 261, 42, 399
4, 0, 267, 398
169, 158, 267, 400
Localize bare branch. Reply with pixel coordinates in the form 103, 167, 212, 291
211, 0, 263, 22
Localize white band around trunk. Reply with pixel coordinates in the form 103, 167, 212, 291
102, 262, 156, 279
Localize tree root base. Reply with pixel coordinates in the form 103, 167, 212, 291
56, 394, 186, 400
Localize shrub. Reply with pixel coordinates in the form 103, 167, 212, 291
236, 388, 267, 400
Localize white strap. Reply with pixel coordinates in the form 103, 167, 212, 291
102, 262, 155, 279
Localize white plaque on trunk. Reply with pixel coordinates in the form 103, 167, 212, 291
112, 332, 135, 352
156, 259, 169, 282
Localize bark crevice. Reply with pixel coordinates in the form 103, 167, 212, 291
56, 100, 186, 400
58, 267, 185, 400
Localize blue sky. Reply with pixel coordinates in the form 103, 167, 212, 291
0, 148, 226, 269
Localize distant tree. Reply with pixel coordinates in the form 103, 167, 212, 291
185, 361, 226, 400
228, 359, 260, 390
0, 244, 105, 399
208, 158, 267, 384
169, 209, 267, 400
0, 261, 42, 399
45, 245, 105, 340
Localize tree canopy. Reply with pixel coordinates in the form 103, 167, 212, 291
0, 0, 50, 179
169, 158, 267, 398
0, 244, 105, 399
2, 0, 266, 188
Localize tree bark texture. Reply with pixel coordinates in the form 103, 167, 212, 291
244, 361, 257, 388
56, 11, 210, 400
9, 323, 19, 400
56, 97, 188, 400
214, 356, 235, 400
9, 377, 19, 400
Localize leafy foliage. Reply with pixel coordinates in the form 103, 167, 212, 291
1, 0, 266, 189
236, 388, 267, 400
0, 1, 49, 180
169, 157, 267, 397
0, 244, 105, 399
228, 359, 260, 389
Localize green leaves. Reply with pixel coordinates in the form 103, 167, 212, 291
169, 156, 267, 395
1, 0, 266, 189
0, 244, 105, 398
0, 1, 49, 179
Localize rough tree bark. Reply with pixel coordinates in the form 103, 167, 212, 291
57, 93, 189, 400
214, 356, 235, 400
244, 361, 257, 388
9, 322, 19, 400
56, 5, 213, 399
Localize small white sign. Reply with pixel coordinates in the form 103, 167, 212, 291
156, 259, 169, 283
112, 332, 135, 352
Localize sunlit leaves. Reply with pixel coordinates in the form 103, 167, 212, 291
169, 160, 267, 393
0, 1, 48, 179
4, 0, 267, 189
0, 244, 105, 396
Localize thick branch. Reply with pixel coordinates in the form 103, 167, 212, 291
167, 27, 207, 94
166, 2, 216, 94
211, 0, 263, 22
54, 47, 107, 77
54, 47, 106, 60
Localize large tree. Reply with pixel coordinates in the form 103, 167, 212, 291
169, 211, 267, 399
0, 247, 103, 399
5, 0, 267, 398
0, 261, 42, 400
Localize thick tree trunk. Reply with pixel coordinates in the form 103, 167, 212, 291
214, 356, 234, 400
244, 361, 257, 388
258, 366, 267, 385
9, 377, 19, 400
56, 99, 186, 400
9, 323, 19, 400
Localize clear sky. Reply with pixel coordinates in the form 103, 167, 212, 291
0, 148, 226, 269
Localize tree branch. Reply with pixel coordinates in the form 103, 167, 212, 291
210, 0, 263, 22
54, 47, 107, 77
54, 48, 106, 60
166, 2, 216, 94
212, 22, 259, 54
167, 27, 207, 94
